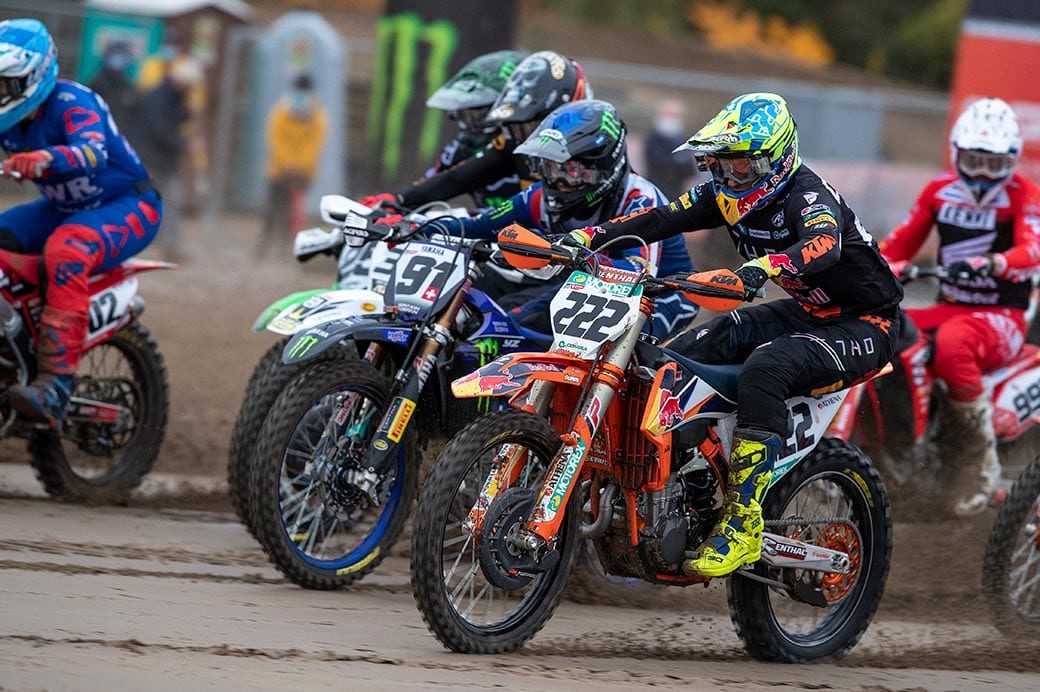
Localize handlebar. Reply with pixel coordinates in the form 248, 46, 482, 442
899, 265, 947, 283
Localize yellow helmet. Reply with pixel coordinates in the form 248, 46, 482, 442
675, 92, 800, 225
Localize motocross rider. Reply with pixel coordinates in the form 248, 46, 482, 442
880, 97, 1040, 516
0, 19, 162, 429
566, 92, 905, 577
361, 50, 587, 212
409, 99, 699, 341
416, 49, 527, 209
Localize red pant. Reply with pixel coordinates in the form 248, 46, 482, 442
906, 304, 1026, 401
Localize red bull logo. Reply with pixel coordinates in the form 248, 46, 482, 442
657, 393, 683, 430
765, 253, 797, 276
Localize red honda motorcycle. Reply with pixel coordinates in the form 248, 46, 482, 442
0, 245, 174, 501
827, 266, 1040, 502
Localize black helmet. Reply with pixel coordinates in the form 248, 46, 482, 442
426, 49, 527, 134
514, 99, 628, 225
485, 51, 589, 144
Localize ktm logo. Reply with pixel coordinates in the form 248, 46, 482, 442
801, 235, 836, 264
710, 274, 739, 286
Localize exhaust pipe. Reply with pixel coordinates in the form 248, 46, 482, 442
580, 482, 619, 539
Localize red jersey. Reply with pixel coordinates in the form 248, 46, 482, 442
880, 172, 1040, 311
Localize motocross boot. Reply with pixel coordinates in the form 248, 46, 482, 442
944, 395, 1002, 517
684, 426, 779, 577
9, 306, 85, 431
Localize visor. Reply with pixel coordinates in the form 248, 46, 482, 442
956, 148, 1015, 179
705, 154, 772, 187
536, 158, 600, 189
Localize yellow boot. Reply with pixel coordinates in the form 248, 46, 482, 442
684, 427, 779, 577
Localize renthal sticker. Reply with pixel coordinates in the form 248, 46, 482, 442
386, 398, 416, 442
802, 213, 837, 228
539, 440, 586, 522
801, 234, 836, 264
765, 538, 807, 560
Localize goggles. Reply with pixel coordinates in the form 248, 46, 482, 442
506, 120, 539, 144
449, 106, 491, 133
536, 158, 600, 189
956, 148, 1015, 179
703, 154, 773, 187
0, 74, 28, 107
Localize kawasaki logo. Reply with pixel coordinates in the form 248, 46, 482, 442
288, 335, 320, 359
367, 12, 459, 180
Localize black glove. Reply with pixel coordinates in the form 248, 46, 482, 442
946, 255, 996, 281
733, 262, 770, 301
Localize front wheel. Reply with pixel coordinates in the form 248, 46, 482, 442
983, 457, 1040, 637
248, 359, 418, 589
29, 322, 170, 503
411, 410, 579, 654
728, 437, 892, 662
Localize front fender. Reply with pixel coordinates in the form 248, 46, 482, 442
451, 350, 591, 399
282, 316, 418, 365
261, 289, 385, 335
253, 288, 329, 333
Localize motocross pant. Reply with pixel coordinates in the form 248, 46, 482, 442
904, 303, 1026, 402
0, 191, 163, 367
669, 299, 900, 437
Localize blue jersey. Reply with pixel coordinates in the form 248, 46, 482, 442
431, 173, 694, 277
0, 79, 149, 214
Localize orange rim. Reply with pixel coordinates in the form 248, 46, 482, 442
818, 522, 862, 603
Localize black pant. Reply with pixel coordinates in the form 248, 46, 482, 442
669, 299, 900, 436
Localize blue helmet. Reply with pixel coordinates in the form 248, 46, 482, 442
0, 18, 58, 134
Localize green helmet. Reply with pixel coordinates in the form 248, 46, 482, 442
426, 50, 527, 116
675, 92, 800, 225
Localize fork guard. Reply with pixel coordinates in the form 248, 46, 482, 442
450, 350, 591, 400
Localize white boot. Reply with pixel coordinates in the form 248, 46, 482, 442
946, 396, 1002, 516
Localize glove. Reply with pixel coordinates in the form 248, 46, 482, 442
564, 226, 603, 249
359, 192, 399, 210
734, 258, 773, 301
946, 254, 1006, 280
885, 258, 911, 280
3, 150, 52, 180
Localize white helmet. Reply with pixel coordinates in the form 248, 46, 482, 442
949, 97, 1022, 199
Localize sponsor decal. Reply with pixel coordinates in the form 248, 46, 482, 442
748, 228, 772, 240
709, 132, 740, 144
373, 439, 389, 451
803, 213, 837, 228
803, 192, 818, 204
710, 273, 739, 286
422, 285, 441, 302
801, 234, 837, 264
584, 397, 602, 429
537, 128, 566, 144
287, 335, 320, 359
800, 203, 829, 216
540, 440, 587, 521
765, 253, 798, 275
386, 329, 410, 344
335, 547, 381, 575
386, 397, 416, 443
771, 210, 785, 227
937, 203, 997, 230
766, 539, 807, 560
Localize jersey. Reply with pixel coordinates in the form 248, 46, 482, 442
429, 131, 524, 209
430, 172, 693, 277
590, 164, 904, 319
880, 172, 1040, 311
400, 131, 536, 209
0, 80, 149, 215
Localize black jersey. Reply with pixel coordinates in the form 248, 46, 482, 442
590, 165, 904, 319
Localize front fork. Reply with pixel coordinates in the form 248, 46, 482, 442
363, 278, 473, 477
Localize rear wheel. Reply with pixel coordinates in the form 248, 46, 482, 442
728, 438, 891, 662
411, 410, 579, 654
29, 323, 169, 502
983, 457, 1040, 637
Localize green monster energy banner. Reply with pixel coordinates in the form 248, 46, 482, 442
367, 0, 518, 186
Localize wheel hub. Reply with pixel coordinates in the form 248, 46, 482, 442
477, 487, 543, 591
818, 522, 862, 603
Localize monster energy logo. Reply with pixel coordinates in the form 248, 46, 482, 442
488, 199, 515, 220
368, 12, 459, 180
474, 338, 500, 413
288, 335, 320, 360
600, 110, 621, 139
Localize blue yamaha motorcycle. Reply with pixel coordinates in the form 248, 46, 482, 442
244, 196, 550, 589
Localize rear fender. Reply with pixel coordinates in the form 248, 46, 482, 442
283, 316, 417, 365
260, 289, 384, 335
451, 350, 590, 399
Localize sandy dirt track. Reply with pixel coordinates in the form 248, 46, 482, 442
1, 493, 1038, 691
1, 213, 1039, 689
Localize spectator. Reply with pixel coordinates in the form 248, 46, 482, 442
644, 99, 698, 199
123, 57, 203, 261
88, 41, 137, 127
258, 73, 328, 256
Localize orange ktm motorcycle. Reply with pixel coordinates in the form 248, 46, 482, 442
411, 226, 893, 662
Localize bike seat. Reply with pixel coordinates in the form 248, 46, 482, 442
0, 248, 41, 286
658, 346, 742, 402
